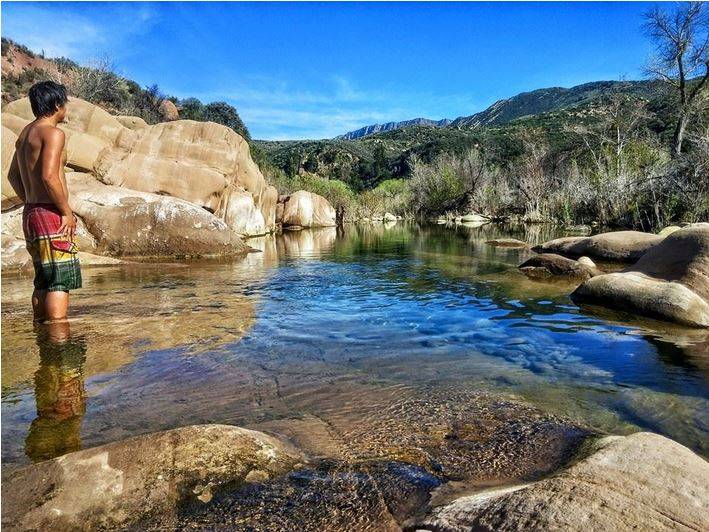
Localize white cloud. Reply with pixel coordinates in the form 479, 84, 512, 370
2, 3, 158, 63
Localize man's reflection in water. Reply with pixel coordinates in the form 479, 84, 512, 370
25, 321, 87, 462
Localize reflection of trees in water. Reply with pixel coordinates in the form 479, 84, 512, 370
25, 324, 87, 462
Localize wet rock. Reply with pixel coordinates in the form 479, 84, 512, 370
572, 226, 709, 327
178, 460, 442, 531
416, 432, 709, 532
533, 230, 664, 262
281, 190, 336, 228
486, 238, 528, 248
1, 424, 304, 531
519, 253, 601, 280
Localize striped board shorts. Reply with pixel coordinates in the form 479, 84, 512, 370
22, 203, 82, 292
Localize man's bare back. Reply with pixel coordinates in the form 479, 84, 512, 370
15, 121, 68, 205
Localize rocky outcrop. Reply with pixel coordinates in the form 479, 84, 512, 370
2, 97, 276, 238
572, 226, 709, 327
280, 190, 336, 228
418, 432, 709, 532
1, 424, 304, 531
519, 253, 602, 280
66, 172, 248, 258
533, 230, 664, 262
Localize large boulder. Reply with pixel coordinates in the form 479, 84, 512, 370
418, 432, 709, 531
572, 226, 709, 327
3, 97, 136, 174
94, 118, 275, 235
1, 424, 304, 531
66, 172, 248, 258
533, 230, 664, 262
519, 253, 602, 280
1, 125, 22, 210
2, 98, 276, 237
280, 190, 336, 228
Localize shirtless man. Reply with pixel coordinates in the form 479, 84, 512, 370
9, 81, 81, 323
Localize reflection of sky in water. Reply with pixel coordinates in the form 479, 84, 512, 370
2, 223, 708, 467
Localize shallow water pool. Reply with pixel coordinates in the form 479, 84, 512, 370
2, 223, 708, 471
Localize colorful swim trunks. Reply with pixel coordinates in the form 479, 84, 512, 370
22, 203, 82, 292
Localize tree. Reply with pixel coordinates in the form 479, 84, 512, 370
203, 101, 251, 140
644, 2, 709, 155
179, 97, 205, 121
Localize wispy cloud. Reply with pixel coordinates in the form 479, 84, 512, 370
2, 3, 158, 63
180, 76, 487, 140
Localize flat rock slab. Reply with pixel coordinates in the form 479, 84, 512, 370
417, 432, 709, 532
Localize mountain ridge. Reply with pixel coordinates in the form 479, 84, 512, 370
337, 79, 663, 140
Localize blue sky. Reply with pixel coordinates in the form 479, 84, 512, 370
2, 2, 661, 140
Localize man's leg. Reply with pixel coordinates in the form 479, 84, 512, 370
32, 289, 47, 323
44, 290, 69, 322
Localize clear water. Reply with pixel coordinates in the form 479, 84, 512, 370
2, 223, 708, 471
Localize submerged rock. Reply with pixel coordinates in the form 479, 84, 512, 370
519, 253, 601, 280
572, 226, 709, 327
533, 230, 663, 262
1, 424, 304, 531
486, 238, 528, 248
417, 432, 709, 532
179, 459, 443, 531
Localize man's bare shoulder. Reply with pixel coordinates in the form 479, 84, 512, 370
40, 124, 65, 145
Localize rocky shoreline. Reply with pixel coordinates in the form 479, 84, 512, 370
3, 417, 707, 531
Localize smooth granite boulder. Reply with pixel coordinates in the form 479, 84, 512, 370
418, 432, 709, 532
533, 230, 664, 262
1, 425, 304, 531
66, 172, 248, 258
280, 190, 336, 227
572, 226, 709, 327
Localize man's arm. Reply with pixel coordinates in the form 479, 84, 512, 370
7, 152, 26, 203
41, 128, 76, 237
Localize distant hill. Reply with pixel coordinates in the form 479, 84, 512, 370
449, 80, 664, 128
335, 80, 665, 140
338, 118, 451, 140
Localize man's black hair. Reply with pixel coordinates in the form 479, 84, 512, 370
28, 81, 68, 118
